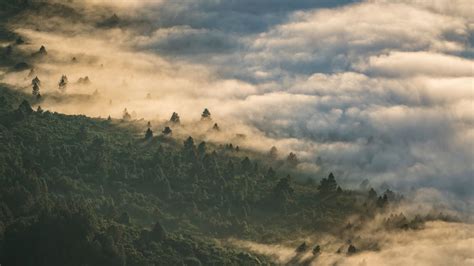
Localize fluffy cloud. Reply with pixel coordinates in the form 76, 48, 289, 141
233, 221, 474, 266
359, 51, 473, 77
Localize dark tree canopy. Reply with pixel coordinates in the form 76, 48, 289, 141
39, 45, 47, 54
32, 76, 40, 86
145, 128, 153, 140
58, 75, 68, 91
318, 172, 338, 193
347, 245, 357, 254
274, 175, 294, 198
16, 100, 33, 117
151, 220, 167, 241
122, 108, 131, 120
201, 108, 211, 120
241, 157, 252, 172
162, 126, 172, 135
269, 146, 278, 159
296, 242, 307, 252
313, 245, 321, 255
32, 82, 40, 96
286, 152, 298, 168
368, 188, 378, 200
197, 141, 206, 157
0, 84, 406, 266
170, 112, 180, 123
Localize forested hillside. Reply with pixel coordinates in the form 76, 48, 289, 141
0, 84, 404, 265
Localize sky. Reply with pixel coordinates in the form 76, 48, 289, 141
2, 0, 473, 212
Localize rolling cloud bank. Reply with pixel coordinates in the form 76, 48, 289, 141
1, 0, 473, 264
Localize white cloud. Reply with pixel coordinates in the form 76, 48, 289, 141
359, 51, 473, 77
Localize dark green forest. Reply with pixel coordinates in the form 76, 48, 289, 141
0, 83, 406, 265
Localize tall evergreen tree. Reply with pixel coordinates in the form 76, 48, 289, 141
201, 108, 211, 120
145, 128, 153, 140
162, 126, 172, 135
286, 152, 298, 167
368, 188, 378, 200
197, 141, 206, 158
122, 108, 131, 120
170, 112, 180, 124
58, 75, 68, 91
269, 146, 278, 159
32, 82, 40, 96
318, 172, 338, 193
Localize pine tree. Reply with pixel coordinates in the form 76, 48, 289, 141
269, 146, 278, 159
184, 136, 195, 150
201, 108, 211, 120
32, 76, 40, 86
318, 172, 338, 193
241, 157, 252, 172
265, 167, 276, 179
151, 220, 166, 241
368, 188, 377, 200
170, 112, 180, 124
197, 141, 206, 157
145, 128, 153, 140
212, 123, 220, 131
32, 76, 40, 96
122, 108, 131, 120
296, 242, 307, 252
286, 152, 298, 167
313, 245, 321, 255
32, 82, 40, 96
347, 245, 357, 254
274, 175, 294, 198
39, 45, 47, 55
162, 126, 172, 135
58, 75, 68, 91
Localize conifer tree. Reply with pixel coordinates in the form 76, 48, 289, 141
162, 126, 172, 135
122, 108, 131, 120
201, 108, 211, 120
145, 128, 153, 140
32, 82, 40, 96
269, 146, 278, 159
368, 188, 377, 200
58, 75, 68, 91
197, 141, 206, 157
318, 172, 338, 193
286, 152, 298, 167
170, 112, 180, 124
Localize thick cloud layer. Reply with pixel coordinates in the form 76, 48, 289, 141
232, 221, 474, 266
2, 0, 473, 210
